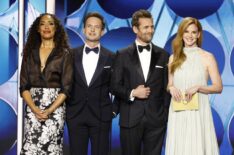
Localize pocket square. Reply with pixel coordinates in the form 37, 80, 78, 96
155, 65, 163, 68
104, 66, 111, 68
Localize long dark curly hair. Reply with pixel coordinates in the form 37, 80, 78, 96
23, 13, 70, 57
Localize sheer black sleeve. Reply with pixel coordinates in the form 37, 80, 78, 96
19, 55, 31, 96
58, 50, 73, 98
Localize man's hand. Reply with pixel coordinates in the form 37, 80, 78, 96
132, 85, 151, 99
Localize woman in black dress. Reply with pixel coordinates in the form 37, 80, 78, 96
20, 13, 73, 154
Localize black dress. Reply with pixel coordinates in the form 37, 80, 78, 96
20, 48, 73, 155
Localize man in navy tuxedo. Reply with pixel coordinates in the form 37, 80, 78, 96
66, 12, 118, 155
111, 9, 171, 155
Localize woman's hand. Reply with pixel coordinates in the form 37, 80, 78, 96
168, 86, 182, 102
43, 108, 54, 119
32, 106, 49, 122
185, 85, 200, 102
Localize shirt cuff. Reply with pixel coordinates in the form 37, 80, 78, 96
112, 112, 117, 118
129, 89, 135, 101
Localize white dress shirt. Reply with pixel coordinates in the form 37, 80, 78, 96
130, 40, 152, 100
82, 44, 100, 86
135, 40, 152, 82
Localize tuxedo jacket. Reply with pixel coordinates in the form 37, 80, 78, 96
66, 45, 116, 122
111, 43, 171, 128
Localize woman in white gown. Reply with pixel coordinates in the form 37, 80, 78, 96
165, 17, 223, 155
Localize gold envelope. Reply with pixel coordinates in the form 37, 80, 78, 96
172, 93, 199, 111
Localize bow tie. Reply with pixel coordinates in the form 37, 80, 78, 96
138, 44, 150, 53
85, 47, 99, 54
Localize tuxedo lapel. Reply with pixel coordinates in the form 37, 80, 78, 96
146, 45, 160, 82
89, 47, 108, 86
74, 47, 88, 86
130, 44, 145, 83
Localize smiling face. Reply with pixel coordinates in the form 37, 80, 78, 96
133, 17, 154, 44
38, 15, 56, 40
83, 16, 104, 43
182, 23, 200, 47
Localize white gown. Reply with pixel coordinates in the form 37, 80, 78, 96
165, 47, 219, 155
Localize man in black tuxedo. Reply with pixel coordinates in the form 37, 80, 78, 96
111, 9, 171, 155
66, 12, 117, 155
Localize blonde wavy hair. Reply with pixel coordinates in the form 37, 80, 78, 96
170, 17, 203, 74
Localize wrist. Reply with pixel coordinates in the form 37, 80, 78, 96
31, 105, 39, 113
47, 107, 54, 115
196, 85, 201, 92
167, 85, 173, 92
132, 89, 135, 97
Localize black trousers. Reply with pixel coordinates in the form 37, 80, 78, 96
120, 116, 166, 155
67, 106, 111, 155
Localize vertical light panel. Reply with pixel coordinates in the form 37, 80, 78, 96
46, 0, 55, 14
17, 0, 24, 154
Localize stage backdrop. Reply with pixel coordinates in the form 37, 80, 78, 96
0, 0, 234, 155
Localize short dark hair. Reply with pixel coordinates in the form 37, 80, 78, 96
131, 9, 152, 27
83, 12, 105, 30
